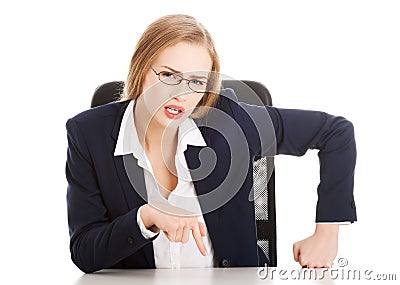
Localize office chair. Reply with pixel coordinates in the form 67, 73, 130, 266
91, 80, 278, 267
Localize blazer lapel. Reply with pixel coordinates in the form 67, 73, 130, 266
110, 101, 148, 209
184, 143, 222, 260
112, 154, 155, 267
110, 102, 156, 267
113, 154, 147, 208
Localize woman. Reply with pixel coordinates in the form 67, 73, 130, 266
66, 14, 357, 273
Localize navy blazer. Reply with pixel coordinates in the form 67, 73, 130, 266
66, 88, 357, 273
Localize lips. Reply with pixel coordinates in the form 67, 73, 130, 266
164, 105, 185, 119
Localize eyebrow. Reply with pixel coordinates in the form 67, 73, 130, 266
161, 65, 182, 74
160, 65, 209, 81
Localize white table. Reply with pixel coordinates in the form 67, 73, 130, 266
73, 266, 389, 284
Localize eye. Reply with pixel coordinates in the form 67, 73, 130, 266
191, 79, 206, 86
159, 71, 176, 79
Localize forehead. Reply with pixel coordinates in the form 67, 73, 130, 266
154, 42, 212, 73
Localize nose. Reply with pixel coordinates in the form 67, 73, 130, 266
169, 81, 191, 100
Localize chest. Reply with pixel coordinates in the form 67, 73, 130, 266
146, 151, 178, 195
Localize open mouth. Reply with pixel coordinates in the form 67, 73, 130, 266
164, 105, 185, 119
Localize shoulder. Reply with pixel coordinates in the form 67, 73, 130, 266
216, 88, 238, 108
66, 100, 130, 130
68, 100, 129, 124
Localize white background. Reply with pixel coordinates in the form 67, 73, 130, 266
1, 0, 399, 284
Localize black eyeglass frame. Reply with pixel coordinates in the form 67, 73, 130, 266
150, 66, 210, 93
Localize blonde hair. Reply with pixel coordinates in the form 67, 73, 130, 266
120, 14, 221, 118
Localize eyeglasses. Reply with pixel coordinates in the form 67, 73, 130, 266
150, 66, 210, 93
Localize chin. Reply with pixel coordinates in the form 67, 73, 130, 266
153, 111, 182, 130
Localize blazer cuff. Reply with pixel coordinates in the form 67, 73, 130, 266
137, 205, 159, 239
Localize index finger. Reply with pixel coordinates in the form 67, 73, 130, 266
192, 224, 207, 256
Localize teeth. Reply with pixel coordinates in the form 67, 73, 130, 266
166, 107, 181, 114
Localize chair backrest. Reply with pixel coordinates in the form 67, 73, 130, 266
91, 80, 277, 267
91, 81, 124, 108
221, 80, 277, 267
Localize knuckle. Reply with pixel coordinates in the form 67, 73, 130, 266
299, 258, 307, 265
190, 217, 199, 225
189, 221, 198, 230
324, 262, 332, 268
168, 222, 179, 231
182, 219, 189, 228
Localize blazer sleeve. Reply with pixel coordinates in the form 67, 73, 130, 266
65, 118, 158, 273
235, 100, 357, 223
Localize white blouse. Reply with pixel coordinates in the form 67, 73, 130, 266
114, 99, 215, 268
